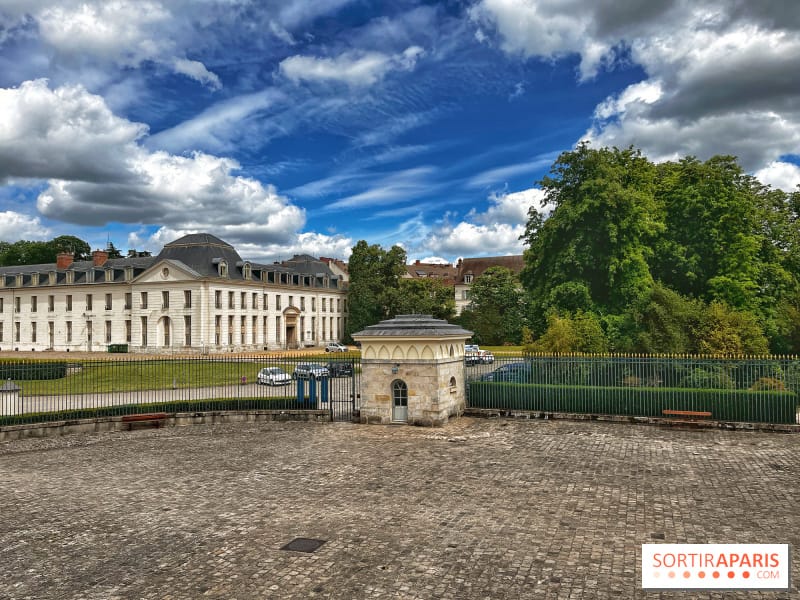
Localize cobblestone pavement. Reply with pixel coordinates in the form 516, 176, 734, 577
1, 418, 798, 599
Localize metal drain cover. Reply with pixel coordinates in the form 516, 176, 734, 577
280, 538, 326, 553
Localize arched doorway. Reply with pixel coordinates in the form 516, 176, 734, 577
392, 379, 408, 422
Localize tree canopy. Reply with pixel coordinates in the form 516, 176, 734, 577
522, 144, 800, 354
0, 236, 92, 266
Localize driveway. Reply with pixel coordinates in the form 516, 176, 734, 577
0, 418, 797, 599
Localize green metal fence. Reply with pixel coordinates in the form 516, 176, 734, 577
0, 353, 361, 426
465, 353, 800, 425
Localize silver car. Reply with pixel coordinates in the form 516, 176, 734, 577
292, 363, 330, 380
257, 367, 291, 386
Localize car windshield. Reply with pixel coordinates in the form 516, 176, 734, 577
265, 368, 284, 375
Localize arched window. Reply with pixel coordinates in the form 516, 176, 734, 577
243, 262, 251, 280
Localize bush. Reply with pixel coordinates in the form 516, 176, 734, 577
0, 362, 67, 381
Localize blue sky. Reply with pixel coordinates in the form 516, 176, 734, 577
0, 1, 798, 264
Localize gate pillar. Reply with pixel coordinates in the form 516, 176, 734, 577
352, 314, 471, 427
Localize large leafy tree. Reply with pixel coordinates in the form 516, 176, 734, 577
459, 266, 526, 345
0, 235, 92, 266
345, 241, 407, 340
387, 278, 456, 321
521, 143, 661, 322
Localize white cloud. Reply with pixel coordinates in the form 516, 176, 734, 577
472, 1, 800, 174
172, 58, 222, 90
0, 211, 51, 240
755, 161, 800, 192
467, 156, 555, 189
9, 0, 222, 89
418, 187, 544, 259
0, 79, 310, 249
326, 167, 438, 210
279, 46, 424, 87
0, 79, 146, 182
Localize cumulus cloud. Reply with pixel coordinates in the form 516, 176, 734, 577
0, 79, 311, 249
6, 0, 221, 89
0, 211, 51, 240
418, 187, 544, 259
0, 79, 146, 182
279, 46, 424, 87
471, 0, 800, 173
755, 161, 800, 192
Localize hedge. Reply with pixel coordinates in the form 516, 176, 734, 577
468, 382, 798, 424
0, 362, 68, 381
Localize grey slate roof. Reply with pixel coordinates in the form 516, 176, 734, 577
156, 234, 244, 278
352, 314, 472, 338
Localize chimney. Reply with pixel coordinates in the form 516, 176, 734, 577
415, 259, 421, 265
92, 249, 109, 267
57, 252, 74, 270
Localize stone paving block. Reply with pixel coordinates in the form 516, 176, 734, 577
0, 418, 798, 599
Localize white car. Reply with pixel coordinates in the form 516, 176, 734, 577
325, 342, 347, 352
257, 367, 291, 386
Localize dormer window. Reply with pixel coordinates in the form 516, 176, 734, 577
87, 270, 95, 283
49, 271, 56, 285
242, 262, 251, 280
31, 273, 39, 286
218, 260, 228, 278
66, 271, 74, 284
465, 274, 474, 284
105, 269, 114, 282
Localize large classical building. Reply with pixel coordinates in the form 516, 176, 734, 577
0, 233, 349, 353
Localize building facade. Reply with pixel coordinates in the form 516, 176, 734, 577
0, 234, 348, 353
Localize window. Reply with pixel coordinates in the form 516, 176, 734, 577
66, 294, 72, 311
241, 292, 246, 309
184, 316, 191, 346
125, 320, 131, 343
31, 322, 36, 343
48, 295, 54, 312
311, 316, 316, 341
289, 295, 294, 309
276, 316, 281, 343
15, 322, 20, 342
86, 320, 92, 345
252, 292, 257, 310
465, 274, 473, 284
228, 291, 234, 309
243, 262, 251, 279
0, 322, 3, 342
300, 316, 305, 342
322, 298, 326, 312
140, 292, 148, 309
125, 293, 132, 309
218, 260, 228, 277
251, 316, 257, 343
140, 316, 147, 346
312, 297, 316, 311
66, 321, 72, 343
30, 296, 37, 312
162, 290, 169, 308
263, 294, 268, 310
241, 315, 246, 344
66, 271, 74, 284
300, 297, 306, 311
105, 321, 112, 343
215, 290, 222, 309
215, 315, 221, 345
85, 294, 93, 311
228, 315, 234, 345
276, 295, 281, 310
184, 290, 192, 308
48, 322, 53, 346
0, 298, 3, 312
105, 293, 112, 310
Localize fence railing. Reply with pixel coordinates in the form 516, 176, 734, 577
0, 354, 361, 426
465, 353, 800, 425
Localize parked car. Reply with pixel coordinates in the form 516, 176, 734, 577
480, 350, 495, 364
257, 367, 291, 386
325, 342, 347, 352
465, 351, 483, 366
292, 363, 330, 380
327, 361, 354, 378
479, 362, 531, 383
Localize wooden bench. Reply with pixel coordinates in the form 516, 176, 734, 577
121, 412, 169, 430
662, 409, 712, 419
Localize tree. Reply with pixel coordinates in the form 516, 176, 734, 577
521, 144, 660, 324
50, 235, 91, 260
460, 266, 527, 345
528, 311, 608, 353
345, 240, 407, 340
387, 278, 456, 321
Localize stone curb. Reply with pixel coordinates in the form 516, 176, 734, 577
0, 409, 330, 443
464, 408, 800, 433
